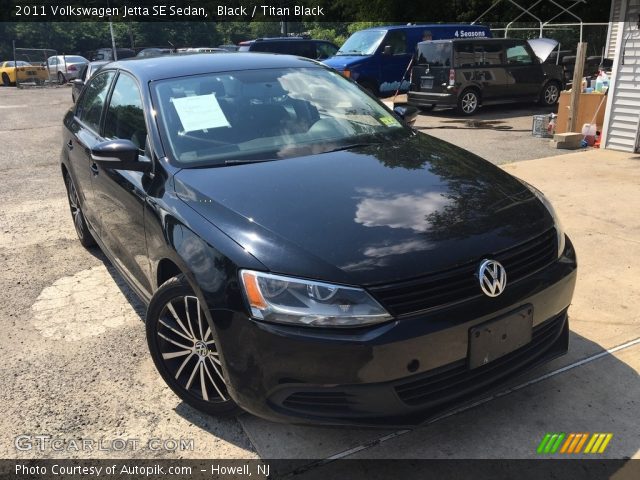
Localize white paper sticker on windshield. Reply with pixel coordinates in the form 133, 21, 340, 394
172, 93, 230, 133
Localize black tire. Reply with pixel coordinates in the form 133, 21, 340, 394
540, 81, 561, 106
457, 89, 479, 115
2, 73, 12, 86
63, 172, 96, 248
146, 276, 241, 417
57, 72, 66, 85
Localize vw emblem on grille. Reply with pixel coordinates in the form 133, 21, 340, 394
478, 259, 507, 297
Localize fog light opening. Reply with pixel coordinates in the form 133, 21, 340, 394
407, 359, 420, 373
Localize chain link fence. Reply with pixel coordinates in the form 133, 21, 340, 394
10, 48, 57, 88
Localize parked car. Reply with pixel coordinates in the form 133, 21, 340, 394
71, 61, 109, 102
91, 48, 136, 61
177, 47, 227, 53
238, 37, 338, 60
61, 53, 576, 426
136, 48, 173, 58
323, 24, 492, 96
46, 55, 89, 84
0, 60, 47, 86
407, 38, 564, 115
218, 44, 239, 52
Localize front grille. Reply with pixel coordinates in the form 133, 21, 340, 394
281, 391, 354, 415
369, 228, 557, 316
394, 312, 566, 406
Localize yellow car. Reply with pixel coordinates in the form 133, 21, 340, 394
0, 60, 48, 86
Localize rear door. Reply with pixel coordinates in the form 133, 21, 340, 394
504, 40, 545, 99
411, 41, 452, 95
465, 41, 507, 101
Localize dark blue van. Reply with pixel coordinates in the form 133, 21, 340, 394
323, 24, 492, 96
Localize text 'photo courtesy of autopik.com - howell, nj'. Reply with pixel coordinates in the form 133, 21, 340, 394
0, 0, 639, 479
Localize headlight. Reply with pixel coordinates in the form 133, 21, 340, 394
521, 181, 566, 258
239, 270, 392, 328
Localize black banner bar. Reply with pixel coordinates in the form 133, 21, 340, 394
1, 459, 639, 480
1, 0, 616, 22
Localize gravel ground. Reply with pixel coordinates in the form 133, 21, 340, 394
0, 85, 255, 459
406, 97, 572, 165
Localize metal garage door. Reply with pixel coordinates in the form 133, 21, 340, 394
605, 0, 640, 153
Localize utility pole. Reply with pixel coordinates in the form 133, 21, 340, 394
107, 0, 117, 60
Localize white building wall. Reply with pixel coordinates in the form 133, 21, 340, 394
603, 0, 640, 152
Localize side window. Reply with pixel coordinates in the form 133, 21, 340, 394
76, 70, 115, 133
316, 42, 337, 60
103, 73, 147, 151
454, 44, 477, 67
506, 44, 533, 65
383, 31, 407, 55
292, 42, 316, 58
480, 44, 504, 65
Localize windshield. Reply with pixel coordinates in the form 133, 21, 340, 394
152, 67, 407, 167
337, 30, 386, 56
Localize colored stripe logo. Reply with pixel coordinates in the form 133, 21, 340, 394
537, 433, 613, 454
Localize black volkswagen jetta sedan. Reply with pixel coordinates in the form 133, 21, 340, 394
61, 53, 576, 426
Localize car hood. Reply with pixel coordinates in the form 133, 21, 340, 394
527, 38, 559, 63
174, 134, 552, 286
322, 55, 368, 70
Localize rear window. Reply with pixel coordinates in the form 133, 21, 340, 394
64, 56, 87, 63
415, 43, 452, 67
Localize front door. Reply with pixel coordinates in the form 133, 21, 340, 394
91, 71, 153, 296
504, 41, 545, 99
379, 30, 413, 95
67, 70, 116, 232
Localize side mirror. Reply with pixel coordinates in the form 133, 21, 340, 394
91, 139, 150, 171
382, 45, 392, 56
393, 105, 419, 126
71, 78, 84, 87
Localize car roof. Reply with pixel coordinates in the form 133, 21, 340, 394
106, 53, 323, 83
240, 37, 324, 45
362, 24, 486, 32
419, 38, 523, 44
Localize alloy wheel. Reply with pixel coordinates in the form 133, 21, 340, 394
544, 84, 559, 105
156, 295, 228, 403
461, 92, 478, 114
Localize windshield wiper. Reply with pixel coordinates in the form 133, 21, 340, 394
336, 49, 365, 56
322, 142, 377, 154
224, 158, 276, 166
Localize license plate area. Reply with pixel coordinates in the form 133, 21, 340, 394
420, 76, 434, 89
468, 305, 533, 369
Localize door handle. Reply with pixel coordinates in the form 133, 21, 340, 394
90, 163, 99, 176
66, 140, 73, 150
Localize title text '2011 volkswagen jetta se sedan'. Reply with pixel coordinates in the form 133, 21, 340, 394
61, 53, 576, 426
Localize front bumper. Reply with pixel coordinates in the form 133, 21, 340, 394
215, 237, 577, 426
